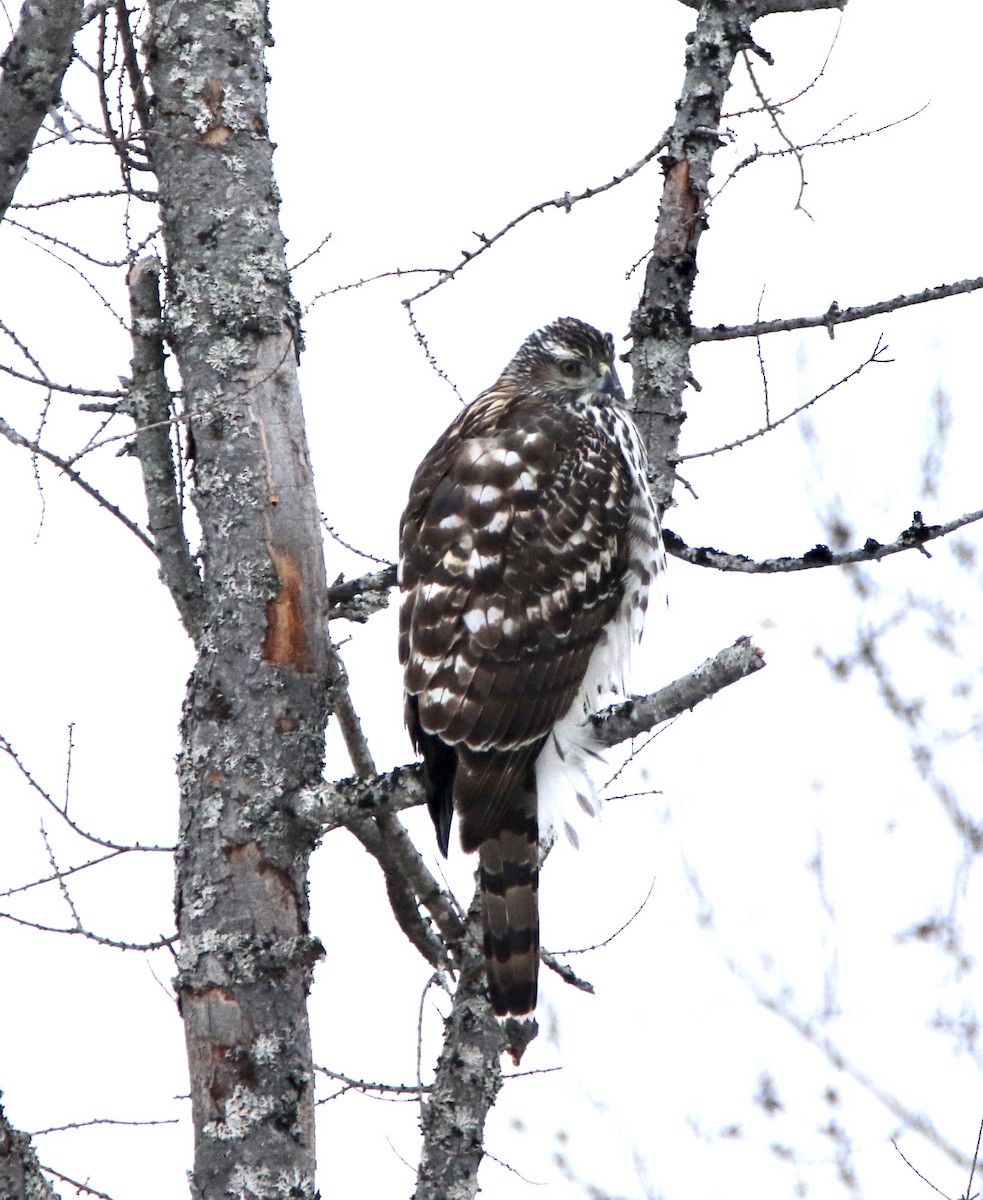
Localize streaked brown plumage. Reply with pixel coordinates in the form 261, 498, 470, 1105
399, 318, 663, 1016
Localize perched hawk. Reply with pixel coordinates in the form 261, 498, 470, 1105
399, 318, 663, 1017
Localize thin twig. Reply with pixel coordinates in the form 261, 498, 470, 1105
892, 1141, 952, 1199
322, 519, 394, 566
37, 1164, 115, 1200
0, 908, 175, 951
304, 265, 442, 312
0, 357, 126, 397
39, 822, 82, 929
755, 287, 772, 425
722, 16, 841, 119
744, 51, 812, 216
0, 417, 154, 549
403, 302, 465, 402
540, 950, 595, 996
0, 848, 138, 899
551, 878, 657, 956
402, 139, 667, 305
965, 1116, 983, 1200
680, 336, 892, 459
315, 1065, 429, 1097
32, 1117, 178, 1136
0, 732, 171, 852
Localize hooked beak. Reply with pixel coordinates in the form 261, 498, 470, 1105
596, 362, 624, 400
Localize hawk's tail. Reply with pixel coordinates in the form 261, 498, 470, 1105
477, 802, 539, 1017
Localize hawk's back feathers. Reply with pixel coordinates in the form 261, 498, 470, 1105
399, 318, 664, 1016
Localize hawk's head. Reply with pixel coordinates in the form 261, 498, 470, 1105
502, 317, 624, 403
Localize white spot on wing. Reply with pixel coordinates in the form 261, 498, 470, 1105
467, 483, 503, 505
467, 548, 500, 574
463, 609, 486, 634
485, 509, 511, 535
421, 580, 453, 604
487, 448, 521, 468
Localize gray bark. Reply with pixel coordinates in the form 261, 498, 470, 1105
143, 3, 330, 1196
127, 256, 206, 640
629, 0, 847, 509
412, 897, 506, 1200
0, 0, 83, 223
0, 1097, 58, 1200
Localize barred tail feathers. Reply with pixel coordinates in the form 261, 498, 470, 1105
477, 801, 540, 1017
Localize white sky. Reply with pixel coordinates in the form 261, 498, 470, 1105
1, 2, 982, 1198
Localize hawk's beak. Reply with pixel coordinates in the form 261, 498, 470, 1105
596, 363, 623, 399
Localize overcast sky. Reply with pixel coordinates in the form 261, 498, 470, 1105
1, 3, 982, 1198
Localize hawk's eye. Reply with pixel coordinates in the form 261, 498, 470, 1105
558, 360, 581, 378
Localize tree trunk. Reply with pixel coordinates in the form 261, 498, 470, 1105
144, 3, 330, 1195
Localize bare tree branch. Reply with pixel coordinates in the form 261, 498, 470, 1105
326, 566, 394, 623
301, 636, 766, 1039
710, 105, 928, 210
629, 1, 753, 512
0, 907, 174, 951
326, 637, 460, 965
0, 731, 171, 854
314, 1065, 429, 1100
742, 50, 812, 216
826, 615, 983, 855
127, 256, 205, 641
299, 764, 429, 831
413, 891, 509, 1200
402, 140, 666, 308
305, 637, 767, 829
592, 636, 766, 746
0, 848, 140, 899
541, 950, 595, 996
663, 508, 983, 574
0, 0, 84, 222
0, 357, 127, 397
680, 336, 892, 459
693, 277, 983, 344
344, 812, 462, 968
30, 1116, 177, 1136
36, 1163, 110, 1200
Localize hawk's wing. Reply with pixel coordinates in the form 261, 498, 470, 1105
399, 384, 638, 852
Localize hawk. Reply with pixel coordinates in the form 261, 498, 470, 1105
398, 317, 663, 1017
